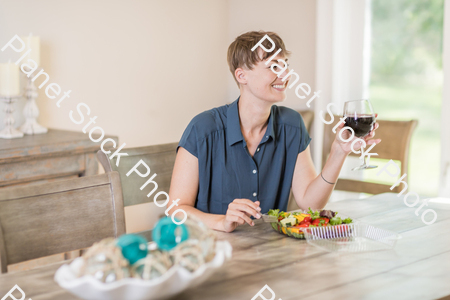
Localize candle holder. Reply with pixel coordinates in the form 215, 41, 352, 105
0, 95, 23, 139
20, 71, 48, 135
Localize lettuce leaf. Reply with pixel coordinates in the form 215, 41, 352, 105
268, 209, 279, 217
330, 216, 342, 225
342, 217, 353, 224
308, 207, 321, 220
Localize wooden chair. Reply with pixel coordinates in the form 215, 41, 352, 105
97, 142, 178, 235
287, 110, 314, 211
0, 172, 125, 273
298, 110, 314, 132
322, 116, 418, 194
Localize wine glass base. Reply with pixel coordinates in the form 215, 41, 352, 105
352, 165, 378, 171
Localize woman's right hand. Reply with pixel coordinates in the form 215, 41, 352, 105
221, 199, 262, 232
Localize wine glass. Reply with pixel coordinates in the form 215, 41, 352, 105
343, 99, 377, 170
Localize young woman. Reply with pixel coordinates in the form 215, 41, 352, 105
168, 31, 380, 232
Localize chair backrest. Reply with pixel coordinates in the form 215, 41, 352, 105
298, 110, 314, 132
0, 172, 125, 273
287, 110, 315, 211
322, 116, 418, 194
96, 142, 178, 207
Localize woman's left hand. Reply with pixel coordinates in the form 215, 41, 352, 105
332, 115, 382, 155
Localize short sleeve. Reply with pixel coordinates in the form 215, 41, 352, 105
178, 119, 198, 158
298, 115, 312, 153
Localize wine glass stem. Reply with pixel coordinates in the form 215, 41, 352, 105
362, 147, 367, 166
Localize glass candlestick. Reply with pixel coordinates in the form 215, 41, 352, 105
20, 74, 48, 135
0, 95, 23, 139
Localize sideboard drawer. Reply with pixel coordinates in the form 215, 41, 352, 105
0, 129, 117, 188
0, 154, 87, 187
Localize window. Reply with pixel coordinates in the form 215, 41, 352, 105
365, 0, 444, 196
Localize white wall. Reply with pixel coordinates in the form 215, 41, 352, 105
0, 0, 230, 147
0, 0, 317, 232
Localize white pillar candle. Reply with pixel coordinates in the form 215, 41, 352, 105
20, 34, 40, 66
0, 63, 20, 96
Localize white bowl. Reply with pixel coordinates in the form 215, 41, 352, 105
54, 241, 232, 300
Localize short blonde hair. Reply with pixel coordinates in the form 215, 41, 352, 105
227, 31, 290, 86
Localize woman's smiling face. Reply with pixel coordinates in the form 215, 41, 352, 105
240, 53, 291, 104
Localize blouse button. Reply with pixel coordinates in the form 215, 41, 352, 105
253, 170, 257, 174
256, 148, 260, 152
253, 192, 257, 197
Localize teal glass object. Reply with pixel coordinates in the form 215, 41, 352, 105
116, 234, 148, 265
152, 217, 189, 251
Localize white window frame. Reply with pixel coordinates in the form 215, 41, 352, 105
440, 0, 450, 197
314, 0, 371, 171
315, 0, 371, 201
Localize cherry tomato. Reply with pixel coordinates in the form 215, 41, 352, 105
303, 217, 312, 223
312, 217, 330, 226
298, 224, 310, 228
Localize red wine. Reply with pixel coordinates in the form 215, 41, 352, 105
343, 114, 375, 137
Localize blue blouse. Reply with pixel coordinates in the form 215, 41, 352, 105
177, 98, 311, 215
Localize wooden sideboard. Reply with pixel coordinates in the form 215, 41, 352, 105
0, 129, 118, 188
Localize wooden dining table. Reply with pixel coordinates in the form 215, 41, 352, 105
1, 192, 449, 300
